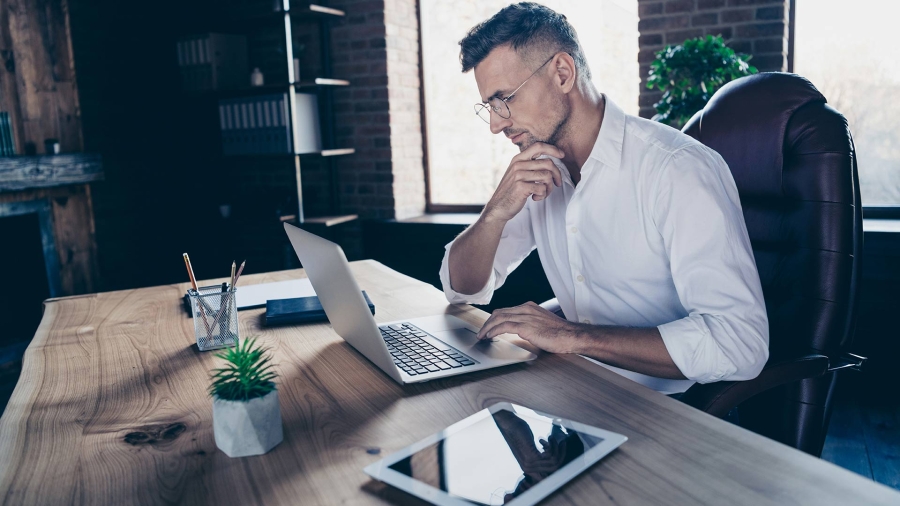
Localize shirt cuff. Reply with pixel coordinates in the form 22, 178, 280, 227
438, 241, 496, 305
657, 313, 736, 384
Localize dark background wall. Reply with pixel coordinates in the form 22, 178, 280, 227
69, 0, 216, 288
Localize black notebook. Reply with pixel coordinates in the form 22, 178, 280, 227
265, 291, 375, 327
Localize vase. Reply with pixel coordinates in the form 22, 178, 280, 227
213, 390, 283, 457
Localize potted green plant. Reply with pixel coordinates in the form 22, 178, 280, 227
646, 35, 758, 129
210, 337, 283, 457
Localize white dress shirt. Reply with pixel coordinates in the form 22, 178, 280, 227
439, 96, 769, 394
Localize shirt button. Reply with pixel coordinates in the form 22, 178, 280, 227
576, 274, 584, 283
570, 226, 578, 234
582, 319, 591, 324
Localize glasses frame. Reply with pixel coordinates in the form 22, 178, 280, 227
474, 54, 558, 124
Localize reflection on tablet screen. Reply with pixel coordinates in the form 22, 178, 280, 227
388, 408, 603, 505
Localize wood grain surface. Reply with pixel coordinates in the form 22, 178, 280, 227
0, 261, 897, 505
0, 154, 103, 192
0, 184, 99, 295
1, 0, 83, 154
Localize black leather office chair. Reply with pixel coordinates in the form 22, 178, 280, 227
679, 73, 864, 456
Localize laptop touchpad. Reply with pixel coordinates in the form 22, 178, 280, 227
432, 327, 480, 346
432, 328, 530, 360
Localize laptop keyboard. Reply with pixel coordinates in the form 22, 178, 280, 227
379, 323, 478, 376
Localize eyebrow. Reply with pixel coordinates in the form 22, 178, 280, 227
483, 88, 509, 103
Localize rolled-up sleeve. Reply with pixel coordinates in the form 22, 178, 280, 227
653, 146, 769, 383
439, 206, 536, 305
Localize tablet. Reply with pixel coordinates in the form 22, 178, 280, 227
363, 402, 627, 506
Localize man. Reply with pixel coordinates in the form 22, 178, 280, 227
438, 2, 769, 394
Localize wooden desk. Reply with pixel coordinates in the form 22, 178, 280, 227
0, 261, 897, 505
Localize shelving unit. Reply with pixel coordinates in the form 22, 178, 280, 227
202, 1, 355, 227
276, 1, 353, 225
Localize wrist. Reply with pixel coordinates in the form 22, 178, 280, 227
479, 208, 507, 228
565, 321, 595, 355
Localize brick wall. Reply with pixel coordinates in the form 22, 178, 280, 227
638, 0, 790, 118
330, 0, 425, 220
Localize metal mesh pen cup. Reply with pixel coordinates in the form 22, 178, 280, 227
188, 285, 239, 351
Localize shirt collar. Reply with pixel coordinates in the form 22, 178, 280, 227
587, 94, 626, 171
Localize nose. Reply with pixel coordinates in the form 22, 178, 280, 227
490, 110, 512, 135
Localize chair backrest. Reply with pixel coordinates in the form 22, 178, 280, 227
681, 72, 862, 453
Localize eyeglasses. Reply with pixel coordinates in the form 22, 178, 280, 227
474, 54, 556, 124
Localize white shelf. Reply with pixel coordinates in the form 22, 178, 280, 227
319, 148, 355, 157
304, 214, 358, 227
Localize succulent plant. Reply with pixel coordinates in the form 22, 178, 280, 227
209, 337, 277, 401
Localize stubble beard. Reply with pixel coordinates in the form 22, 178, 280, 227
515, 102, 571, 153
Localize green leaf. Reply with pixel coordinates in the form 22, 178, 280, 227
645, 35, 757, 128
209, 336, 278, 402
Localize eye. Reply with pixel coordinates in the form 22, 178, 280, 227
505, 94, 516, 103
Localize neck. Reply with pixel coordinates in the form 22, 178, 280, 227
555, 84, 604, 185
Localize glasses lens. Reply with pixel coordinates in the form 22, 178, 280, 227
489, 97, 510, 119
474, 103, 491, 123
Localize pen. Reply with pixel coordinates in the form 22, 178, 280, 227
218, 263, 237, 338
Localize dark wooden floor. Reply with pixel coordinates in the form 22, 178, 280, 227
0, 360, 897, 492
821, 375, 900, 490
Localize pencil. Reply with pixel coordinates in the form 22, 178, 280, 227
233, 260, 246, 287
183, 253, 199, 291
230, 261, 236, 289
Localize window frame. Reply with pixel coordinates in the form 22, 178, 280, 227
789, 0, 900, 219
416, 0, 485, 214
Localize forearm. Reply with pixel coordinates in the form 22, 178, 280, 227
570, 325, 686, 380
447, 214, 507, 294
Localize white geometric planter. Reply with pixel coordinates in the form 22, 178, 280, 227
213, 390, 284, 458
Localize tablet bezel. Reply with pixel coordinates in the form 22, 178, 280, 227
363, 402, 628, 506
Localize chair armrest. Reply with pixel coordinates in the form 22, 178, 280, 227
679, 354, 830, 418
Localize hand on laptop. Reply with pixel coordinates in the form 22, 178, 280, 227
476, 301, 582, 354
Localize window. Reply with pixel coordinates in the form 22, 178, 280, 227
419, 1, 639, 208
794, 0, 900, 206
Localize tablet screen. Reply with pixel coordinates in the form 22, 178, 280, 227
387, 407, 604, 505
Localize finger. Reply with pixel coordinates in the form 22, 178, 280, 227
484, 320, 524, 339
479, 313, 515, 340
515, 180, 546, 201
530, 183, 548, 201
513, 169, 557, 190
519, 176, 553, 201
511, 159, 562, 187
532, 158, 562, 186
477, 309, 508, 339
514, 142, 565, 163
478, 304, 541, 339
521, 301, 560, 317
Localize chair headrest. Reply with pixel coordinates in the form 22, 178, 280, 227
682, 73, 826, 198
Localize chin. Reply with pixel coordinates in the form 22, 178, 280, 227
517, 136, 538, 151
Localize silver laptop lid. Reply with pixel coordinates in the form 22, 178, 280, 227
283, 223, 400, 381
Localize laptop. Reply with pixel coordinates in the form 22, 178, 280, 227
284, 223, 537, 384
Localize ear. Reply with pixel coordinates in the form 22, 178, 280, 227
552, 52, 577, 94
